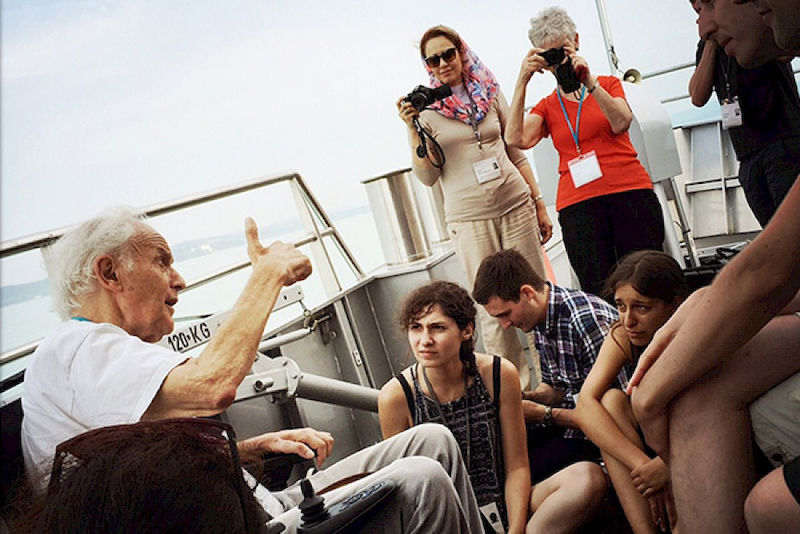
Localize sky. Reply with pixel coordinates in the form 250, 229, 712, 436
1, 0, 701, 244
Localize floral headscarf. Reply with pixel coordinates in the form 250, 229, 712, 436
424, 39, 499, 125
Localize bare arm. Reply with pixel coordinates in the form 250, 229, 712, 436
522, 381, 563, 405
142, 218, 312, 419
495, 358, 531, 534
520, 383, 578, 430
587, 80, 633, 134
630, 179, 800, 446
689, 40, 717, 107
517, 161, 553, 244
378, 376, 414, 439
521, 399, 582, 430
493, 89, 553, 244
575, 331, 651, 471
568, 48, 632, 135
505, 49, 549, 149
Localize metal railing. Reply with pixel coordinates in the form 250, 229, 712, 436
0, 171, 364, 367
639, 61, 800, 105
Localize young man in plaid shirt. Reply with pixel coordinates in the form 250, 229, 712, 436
474, 249, 623, 484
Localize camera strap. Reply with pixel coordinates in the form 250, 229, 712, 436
556, 85, 586, 155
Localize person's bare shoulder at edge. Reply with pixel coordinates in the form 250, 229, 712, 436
475, 352, 519, 398
379, 367, 413, 396
378, 368, 416, 437
475, 352, 495, 376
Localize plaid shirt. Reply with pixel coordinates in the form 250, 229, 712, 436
533, 283, 620, 439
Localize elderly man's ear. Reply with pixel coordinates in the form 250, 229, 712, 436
95, 255, 122, 291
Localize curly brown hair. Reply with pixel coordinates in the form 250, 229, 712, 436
398, 280, 478, 375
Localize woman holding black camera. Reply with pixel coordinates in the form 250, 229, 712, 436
505, 7, 665, 298
396, 25, 550, 386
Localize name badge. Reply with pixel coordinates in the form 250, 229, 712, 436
479, 502, 505, 533
721, 98, 743, 130
473, 156, 502, 184
568, 150, 603, 188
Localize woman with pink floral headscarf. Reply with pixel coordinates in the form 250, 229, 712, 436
396, 25, 550, 386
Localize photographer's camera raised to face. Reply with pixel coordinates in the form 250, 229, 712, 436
525, 8, 589, 94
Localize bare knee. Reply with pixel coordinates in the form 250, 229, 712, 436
601, 389, 634, 424
745, 481, 770, 533
562, 462, 607, 507
744, 467, 800, 534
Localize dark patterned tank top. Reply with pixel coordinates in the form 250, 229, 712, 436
397, 356, 507, 528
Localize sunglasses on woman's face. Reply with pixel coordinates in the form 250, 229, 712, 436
425, 47, 457, 68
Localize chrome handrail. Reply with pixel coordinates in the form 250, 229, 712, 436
2, 172, 326, 257
641, 62, 799, 105
0, 171, 363, 366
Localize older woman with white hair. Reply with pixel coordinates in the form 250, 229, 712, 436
505, 7, 665, 298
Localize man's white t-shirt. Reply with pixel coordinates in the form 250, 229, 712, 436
21, 319, 288, 519
21, 320, 187, 483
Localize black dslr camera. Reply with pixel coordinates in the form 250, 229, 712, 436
404, 85, 453, 111
538, 47, 582, 93
539, 46, 566, 67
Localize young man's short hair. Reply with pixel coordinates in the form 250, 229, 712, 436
473, 249, 546, 305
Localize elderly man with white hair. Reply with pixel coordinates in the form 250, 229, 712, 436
20, 206, 483, 533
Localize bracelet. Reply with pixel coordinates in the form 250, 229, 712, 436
533, 193, 544, 202
543, 406, 554, 426
587, 83, 597, 94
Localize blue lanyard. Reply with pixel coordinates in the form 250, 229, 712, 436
556, 86, 586, 155
70, 316, 92, 322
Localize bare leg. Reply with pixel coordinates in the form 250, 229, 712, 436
668, 315, 800, 533
744, 463, 800, 534
526, 461, 606, 534
600, 389, 656, 534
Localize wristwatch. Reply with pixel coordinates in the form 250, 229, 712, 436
543, 406, 554, 426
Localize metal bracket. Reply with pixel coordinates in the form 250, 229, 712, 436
235, 356, 302, 404
317, 314, 337, 345
234, 355, 380, 412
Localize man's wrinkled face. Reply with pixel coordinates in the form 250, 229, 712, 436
116, 227, 186, 342
695, 0, 782, 67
